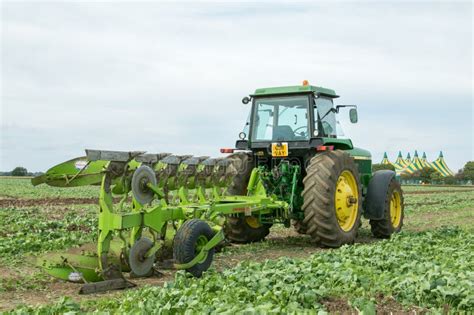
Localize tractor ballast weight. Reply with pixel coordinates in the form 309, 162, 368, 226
33, 82, 404, 293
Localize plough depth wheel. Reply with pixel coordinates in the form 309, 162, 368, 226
173, 219, 215, 277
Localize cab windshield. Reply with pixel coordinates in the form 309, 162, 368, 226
251, 95, 309, 142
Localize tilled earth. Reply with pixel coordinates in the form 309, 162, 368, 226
1, 185, 473, 312
0, 228, 408, 312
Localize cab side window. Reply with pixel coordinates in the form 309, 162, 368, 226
315, 97, 337, 137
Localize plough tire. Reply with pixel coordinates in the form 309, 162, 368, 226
173, 219, 215, 277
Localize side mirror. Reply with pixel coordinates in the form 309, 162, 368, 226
242, 96, 251, 104
349, 108, 358, 123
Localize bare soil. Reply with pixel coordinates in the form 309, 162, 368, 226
321, 297, 354, 313
319, 293, 427, 314
0, 197, 99, 208
0, 266, 175, 311
374, 293, 427, 314
0, 196, 126, 208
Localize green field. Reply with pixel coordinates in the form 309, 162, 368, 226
0, 178, 473, 313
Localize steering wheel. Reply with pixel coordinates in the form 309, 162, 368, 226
293, 126, 307, 137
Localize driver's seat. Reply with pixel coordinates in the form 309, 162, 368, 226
273, 125, 295, 141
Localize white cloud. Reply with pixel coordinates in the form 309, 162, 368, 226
1, 1, 472, 172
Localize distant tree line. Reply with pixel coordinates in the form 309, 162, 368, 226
372, 163, 396, 172
0, 167, 43, 177
372, 161, 474, 185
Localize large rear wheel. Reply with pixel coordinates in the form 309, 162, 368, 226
224, 153, 271, 243
292, 220, 307, 234
226, 152, 254, 195
302, 150, 362, 247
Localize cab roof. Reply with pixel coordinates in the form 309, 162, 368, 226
251, 85, 338, 98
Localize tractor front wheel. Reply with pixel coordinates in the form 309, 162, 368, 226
369, 178, 404, 238
302, 150, 362, 247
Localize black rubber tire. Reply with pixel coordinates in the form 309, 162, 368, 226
173, 219, 215, 277
224, 216, 271, 243
369, 179, 404, 238
302, 150, 362, 247
226, 152, 254, 195
223, 153, 271, 243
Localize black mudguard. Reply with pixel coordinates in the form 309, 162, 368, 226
363, 170, 396, 220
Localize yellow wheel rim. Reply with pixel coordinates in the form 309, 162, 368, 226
335, 170, 359, 232
390, 191, 402, 228
245, 216, 262, 229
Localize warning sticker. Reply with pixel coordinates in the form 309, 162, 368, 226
74, 160, 88, 171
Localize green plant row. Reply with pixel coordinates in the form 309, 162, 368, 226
404, 190, 474, 214
0, 206, 97, 264
8, 227, 474, 314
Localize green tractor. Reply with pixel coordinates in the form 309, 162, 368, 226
33, 81, 404, 293
224, 82, 404, 245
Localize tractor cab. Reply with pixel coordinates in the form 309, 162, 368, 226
236, 81, 358, 158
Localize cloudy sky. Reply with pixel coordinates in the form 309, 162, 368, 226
1, 1, 472, 172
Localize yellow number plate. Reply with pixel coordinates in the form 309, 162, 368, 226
271, 142, 288, 157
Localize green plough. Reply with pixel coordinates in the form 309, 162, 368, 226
33, 149, 292, 293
